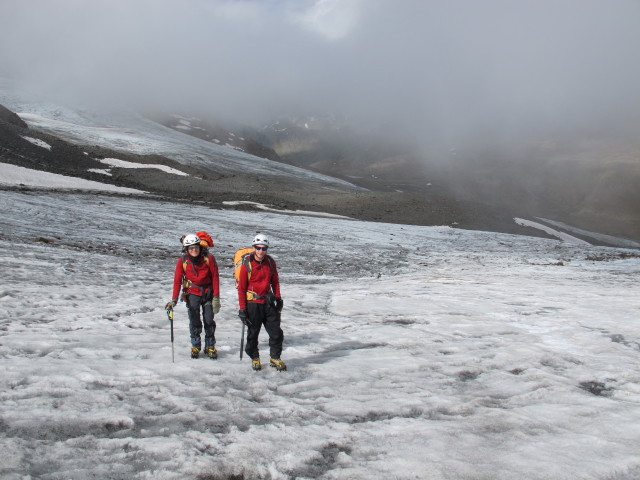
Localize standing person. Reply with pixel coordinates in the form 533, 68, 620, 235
166, 234, 221, 359
237, 234, 285, 371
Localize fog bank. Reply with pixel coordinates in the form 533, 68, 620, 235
2, 0, 640, 150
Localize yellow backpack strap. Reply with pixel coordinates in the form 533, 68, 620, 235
181, 254, 191, 297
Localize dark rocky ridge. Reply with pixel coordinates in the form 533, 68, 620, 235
0, 104, 28, 128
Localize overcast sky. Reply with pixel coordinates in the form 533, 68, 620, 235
2, 0, 640, 149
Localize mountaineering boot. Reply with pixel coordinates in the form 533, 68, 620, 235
205, 346, 218, 359
251, 358, 262, 371
191, 346, 201, 359
270, 358, 287, 371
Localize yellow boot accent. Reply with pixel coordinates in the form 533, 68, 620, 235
270, 358, 287, 371
251, 358, 262, 371
205, 346, 218, 359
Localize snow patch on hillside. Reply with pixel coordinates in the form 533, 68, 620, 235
537, 217, 640, 249
223, 200, 353, 219
21, 136, 52, 150
515, 217, 591, 245
99, 158, 189, 176
88, 168, 113, 176
0, 163, 145, 193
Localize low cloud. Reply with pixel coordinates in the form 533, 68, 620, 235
2, 0, 639, 152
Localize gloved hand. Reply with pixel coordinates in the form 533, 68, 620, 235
212, 297, 220, 314
165, 300, 177, 311
275, 297, 283, 313
238, 309, 249, 326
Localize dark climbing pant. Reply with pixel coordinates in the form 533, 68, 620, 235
186, 293, 216, 348
244, 301, 283, 360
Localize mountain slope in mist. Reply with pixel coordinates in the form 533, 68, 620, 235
249, 115, 640, 243
0, 95, 554, 241
440, 135, 640, 242
1, 89, 638, 247
0, 89, 368, 209
154, 113, 283, 163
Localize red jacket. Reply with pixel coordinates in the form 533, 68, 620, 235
172, 253, 220, 301
237, 254, 280, 309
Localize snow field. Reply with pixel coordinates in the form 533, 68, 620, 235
0, 190, 639, 479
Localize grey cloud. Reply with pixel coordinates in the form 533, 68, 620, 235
2, 0, 639, 149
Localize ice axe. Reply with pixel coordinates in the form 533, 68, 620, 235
166, 306, 175, 363
240, 322, 245, 360
239, 309, 251, 360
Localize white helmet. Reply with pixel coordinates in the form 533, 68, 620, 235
252, 234, 269, 246
183, 234, 201, 247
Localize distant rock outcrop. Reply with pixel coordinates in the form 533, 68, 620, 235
0, 104, 28, 128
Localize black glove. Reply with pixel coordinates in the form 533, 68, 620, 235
238, 309, 249, 326
275, 297, 283, 313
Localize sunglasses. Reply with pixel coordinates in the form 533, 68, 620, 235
254, 246, 268, 251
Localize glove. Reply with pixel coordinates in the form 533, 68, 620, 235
212, 297, 220, 314
165, 300, 177, 311
275, 297, 283, 313
238, 309, 249, 326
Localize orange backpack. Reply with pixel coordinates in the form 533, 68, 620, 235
196, 231, 214, 249
233, 247, 275, 301
179, 231, 214, 252
233, 247, 254, 288
233, 248, 275, 286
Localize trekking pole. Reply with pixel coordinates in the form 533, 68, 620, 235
240, 322, 245, 360
166, 307, 175, 363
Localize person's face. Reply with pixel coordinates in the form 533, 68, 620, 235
254, 244, 268, 260
187, 245, 201, 257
